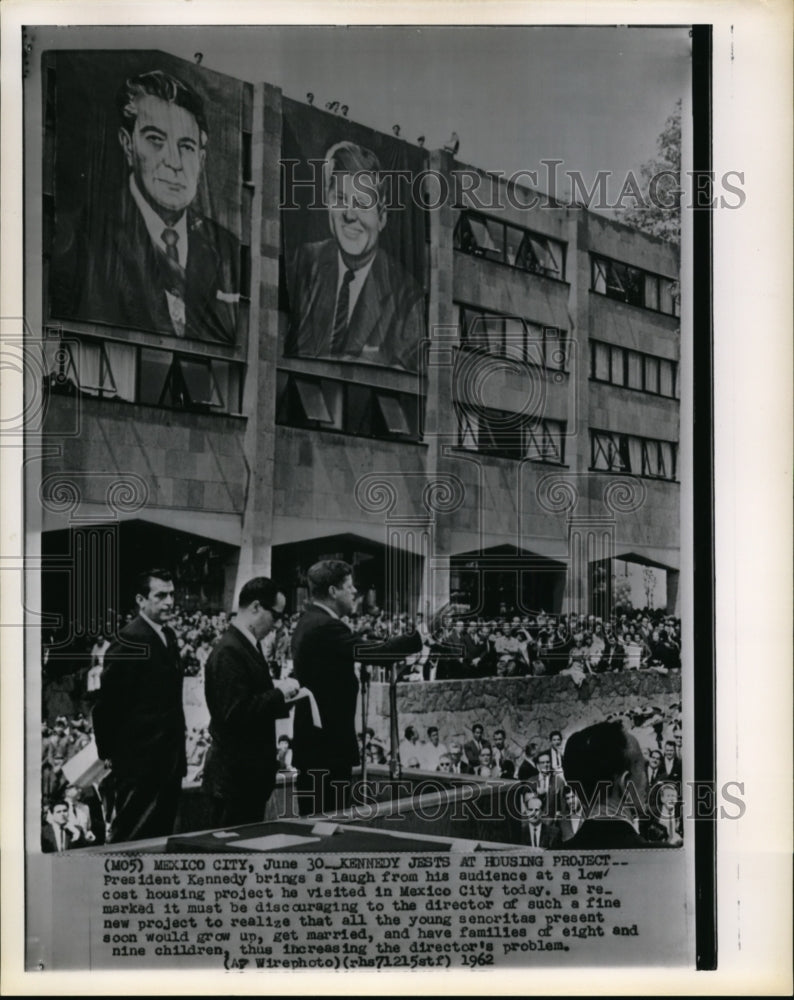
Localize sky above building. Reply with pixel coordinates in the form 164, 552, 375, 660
36, 23, 691, 206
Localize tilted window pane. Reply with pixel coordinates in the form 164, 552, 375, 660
504, 225, 524, 267
376, 394, 411, 436
458, 407, 478, 449
321, 380, 344, 428
180, 358, 219, 406
467, 215, 504, 261
295, 378, 333, 423
139, 348, 172, 406
103, 342, 136, 401
73, 340, 103, 394
593, 258, 608, 293
621, 264, 645, 307
528, 235, 560, 278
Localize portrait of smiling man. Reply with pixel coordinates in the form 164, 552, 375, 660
286, 140, 425, 370
51, 68, 240, 344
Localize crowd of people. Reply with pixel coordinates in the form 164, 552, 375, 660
369, 712, 684, 847
41, 587, 682, 850
43, 604, 681, 725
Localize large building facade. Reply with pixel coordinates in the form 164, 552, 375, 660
31, 52, 680, 636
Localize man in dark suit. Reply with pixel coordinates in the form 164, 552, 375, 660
92, 569, 186, 843
516, 741, 540, 781
463, 723, 490, 769
291, 560, 423, 816
557, 784, 586, 843
558, 720, 658, 849
51, 69, 239, 344
202, 578, 300, 827
286, 141, 425, 371
447, 741, 473, 775
519, 792, 562, 849
529, 749, 565, 818
660, 739, 683, 785
41, 801, 77, 853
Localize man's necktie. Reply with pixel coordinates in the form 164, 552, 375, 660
331, 268, 355, 354
161, 229, 186, 336
162, 228, 180, 263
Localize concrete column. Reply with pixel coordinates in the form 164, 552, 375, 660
235, 83, 282, 596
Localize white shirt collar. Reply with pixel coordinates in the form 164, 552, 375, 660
129, 175, 189, 268
139, 611, 168, 646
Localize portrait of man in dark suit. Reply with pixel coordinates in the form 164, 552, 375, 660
286, 141, 425, 371
202, 577, 300, 827
91, 568, 186, 843
51, 69, 240, 344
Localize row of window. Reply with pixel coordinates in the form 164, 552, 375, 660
591, 340, 678, 398
457, 303, 568, 371
456, 406, 566, 464
276, 372, 421, 441
591, 429, 677, 480
455, 408, 677, 480
44, 336, 244, 414
591, 254, 678, 317
453, 210, 678, 323
454, 210, 566, 281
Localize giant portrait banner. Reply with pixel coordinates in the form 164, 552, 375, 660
281, 97, 428, 372
47, 50, 247, 346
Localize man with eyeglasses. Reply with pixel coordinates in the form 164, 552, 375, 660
202, 577, 300, 826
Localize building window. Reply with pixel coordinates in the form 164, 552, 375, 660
276, 372, 421, 442
456, 404, 566, 463
454, 210, 566, 280
590, 429, 677, 481
590, 340, 678, 398
457, 303, 568, 371
591, 253, 679, 317
44, 333, 243, 415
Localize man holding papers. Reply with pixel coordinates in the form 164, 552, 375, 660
202, 577, 300, 827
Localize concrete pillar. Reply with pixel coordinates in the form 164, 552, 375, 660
235, 82, 282, 595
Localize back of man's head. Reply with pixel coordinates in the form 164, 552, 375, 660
238, 577, 278, 611
117, 69, 208, 141
307, 560, 352, 599
562, 721, 632, 806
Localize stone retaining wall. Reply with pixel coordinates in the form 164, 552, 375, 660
364, 671, 681, 758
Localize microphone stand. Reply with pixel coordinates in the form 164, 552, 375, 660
389, 663, 401, 781
360, 664, 370, 786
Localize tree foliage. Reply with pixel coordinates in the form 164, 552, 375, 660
618, 99, 681, 245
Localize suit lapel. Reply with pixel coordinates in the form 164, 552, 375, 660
347, 252, 394, 355
185, 213, 221, 309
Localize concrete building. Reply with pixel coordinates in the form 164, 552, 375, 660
31, 52, 680, 638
